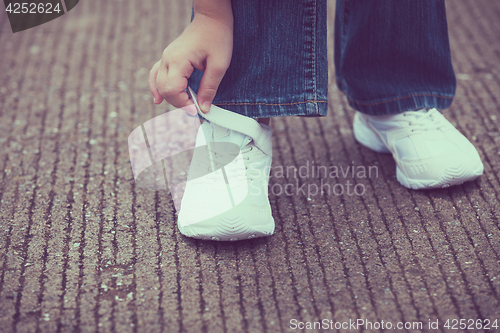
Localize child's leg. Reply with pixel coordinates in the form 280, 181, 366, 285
334, 0, 456, 115
335, 0, 483, 189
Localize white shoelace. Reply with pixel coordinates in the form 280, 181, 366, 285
402, 108, 447, 132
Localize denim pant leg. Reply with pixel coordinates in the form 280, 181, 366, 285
188, 0, 328, 119
334, 0, 457, 115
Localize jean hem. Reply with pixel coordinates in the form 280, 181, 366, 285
344, 92, 454, 115
213, 100, 328, 119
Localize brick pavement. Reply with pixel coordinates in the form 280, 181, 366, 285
0, 1, 499, 332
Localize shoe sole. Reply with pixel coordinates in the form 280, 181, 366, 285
353, 113, 483, 190
396, 163, 483, 190
178, 215, 275, 241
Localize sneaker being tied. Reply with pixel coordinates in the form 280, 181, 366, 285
177, 107, 274, 241
353, 108, 483, 190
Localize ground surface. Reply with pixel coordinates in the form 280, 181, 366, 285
1, 1, 500, 332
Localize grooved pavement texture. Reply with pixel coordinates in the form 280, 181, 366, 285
1, 1, 500, 332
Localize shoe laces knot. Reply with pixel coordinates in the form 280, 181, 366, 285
403, 108, 446, 132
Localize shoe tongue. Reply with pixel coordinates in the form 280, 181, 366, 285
211, 123, 252, 149
412, 109, 430, 118
212, 123, 230, 139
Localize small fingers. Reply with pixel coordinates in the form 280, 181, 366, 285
156, 61, 194, 109
197, 58, 228, 113
148, 61, 163, 104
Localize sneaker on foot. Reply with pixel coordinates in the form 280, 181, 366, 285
353, 108, 483, 189
177, 97, 274, 241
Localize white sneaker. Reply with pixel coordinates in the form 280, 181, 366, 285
177, 89, 274, 241
353, 108, 483, 189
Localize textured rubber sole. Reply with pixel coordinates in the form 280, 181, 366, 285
396, 164, 484, 190
178, 215, 275, 241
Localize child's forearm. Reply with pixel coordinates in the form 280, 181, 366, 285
194, 0, 233, 28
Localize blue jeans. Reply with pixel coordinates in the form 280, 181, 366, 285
188, 0, 456, 118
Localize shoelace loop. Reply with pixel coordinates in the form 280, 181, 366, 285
403, 108, 446, 132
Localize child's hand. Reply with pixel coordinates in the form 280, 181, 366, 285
149, 13, 233, 113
